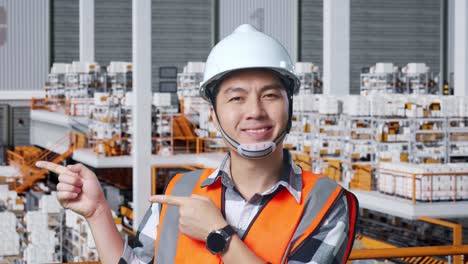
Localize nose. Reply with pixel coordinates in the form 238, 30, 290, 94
245, 96, 266, 120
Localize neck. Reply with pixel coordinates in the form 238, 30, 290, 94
229, 146, 284, 201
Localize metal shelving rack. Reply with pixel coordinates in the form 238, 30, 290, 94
44, 70, 66, 112
295, 62, 322, 95
107, 65, 132, 100
120, 104, 132, 154
176, 62, 226, 153
177, 71, 204, 99
297, 72, 323, 94
309, 113, 343, 174
373, 117, 412, 163
86, 65, 133, 156
447, 117, 468, 163
360, 72, 399, 95
341, 115, 375, 164
287, 111, 313, 153
49, 211, 64, 263
360, 63, 439, 95
62, 214, 98, 262
65, 67, 103, 117
153, 105, 178, 155
402, 72, 435, 95
176, 65, 206, 128
110, 67, 133, 155
411, 117, 447, 164
340, 115, 376, 189
88, 98, 122, 156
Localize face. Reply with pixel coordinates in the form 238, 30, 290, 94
212, 69, 289, 146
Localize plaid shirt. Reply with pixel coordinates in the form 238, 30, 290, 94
120, 149, 350, 264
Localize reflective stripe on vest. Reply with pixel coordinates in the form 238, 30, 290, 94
154, 169, 356, 264
154, 170, 209, 263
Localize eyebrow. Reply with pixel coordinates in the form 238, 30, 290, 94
260, 83, 284, 92
223, 86, 246, 95
223, 83, 284, 95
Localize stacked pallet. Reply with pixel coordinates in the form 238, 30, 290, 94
349, 165, 373, 191
63, 209, 98, 262
0, 184, 24, 211
324, 159, 342, 182
377, 162, 468, 201
0, 212, 20, 256
23, 211, 59, 264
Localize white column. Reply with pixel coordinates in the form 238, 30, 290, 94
448, 0, 454, 77
323, 0, 350, 96
132, 0, 152, 230
454, 0, 468, 96
79, 0, 94, 62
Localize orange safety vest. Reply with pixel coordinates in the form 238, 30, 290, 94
154, 169, 358, 264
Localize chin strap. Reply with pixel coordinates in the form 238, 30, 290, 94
220, 126, 288, 159
214, 109, 289, 159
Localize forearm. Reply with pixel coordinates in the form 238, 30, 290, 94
86, 202, 125, 264
221, 234, 266, 264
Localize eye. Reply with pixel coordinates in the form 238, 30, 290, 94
228, 96, 242, 102
263, 93, 279, 100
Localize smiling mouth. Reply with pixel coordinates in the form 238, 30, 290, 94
244, 127, 271, 133
240, 126, 274, 139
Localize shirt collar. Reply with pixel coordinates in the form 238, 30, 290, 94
201, 149, 302, 203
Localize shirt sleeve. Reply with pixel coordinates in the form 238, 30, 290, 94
119, 203, 160, 264
288, 195, 350, 264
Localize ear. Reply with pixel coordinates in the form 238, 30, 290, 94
210, 106, 220, 131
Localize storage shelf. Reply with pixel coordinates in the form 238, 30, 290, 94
350, 128, 374, 133
73, 148, 224, 168
448, 126, 468, 130
347, 187, 468, 220
346, 139, 374, 143
414, 130, 445, 134
449, 153, 468, 157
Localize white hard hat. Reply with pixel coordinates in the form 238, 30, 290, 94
200, 24, 300, 101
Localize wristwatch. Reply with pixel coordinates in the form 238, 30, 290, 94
206, 224, 235, 254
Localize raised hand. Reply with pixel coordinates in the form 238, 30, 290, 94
149, 194, 228, 241
35, 161, 107, 220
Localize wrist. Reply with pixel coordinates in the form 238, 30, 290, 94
206, 224, 235, 255
86, 201, 110, 224
213, 219, 228, 230
220, 233, 237, 257
207, 219, 228, 240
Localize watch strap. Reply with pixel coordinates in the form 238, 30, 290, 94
221, 224, 235, 238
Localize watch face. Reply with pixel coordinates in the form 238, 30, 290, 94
206, 232, 226, 253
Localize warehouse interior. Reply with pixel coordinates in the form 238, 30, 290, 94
1, 0, 468, 263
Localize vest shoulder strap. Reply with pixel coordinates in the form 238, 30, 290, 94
288, 176, 359, 264
289, 174, 344, 253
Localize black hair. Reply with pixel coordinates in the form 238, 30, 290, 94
207, 69, 293, 106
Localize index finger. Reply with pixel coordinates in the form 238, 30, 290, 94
148, 195, 189, 206
36, 161, 77, 177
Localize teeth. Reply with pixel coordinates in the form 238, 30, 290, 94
246, 128, 268, 133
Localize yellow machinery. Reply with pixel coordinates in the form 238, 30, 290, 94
351, 217, 467, 264
173, 115, 196, 138
7, 135, 75, 193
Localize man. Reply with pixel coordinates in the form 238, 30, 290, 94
36, 24, 358, 264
